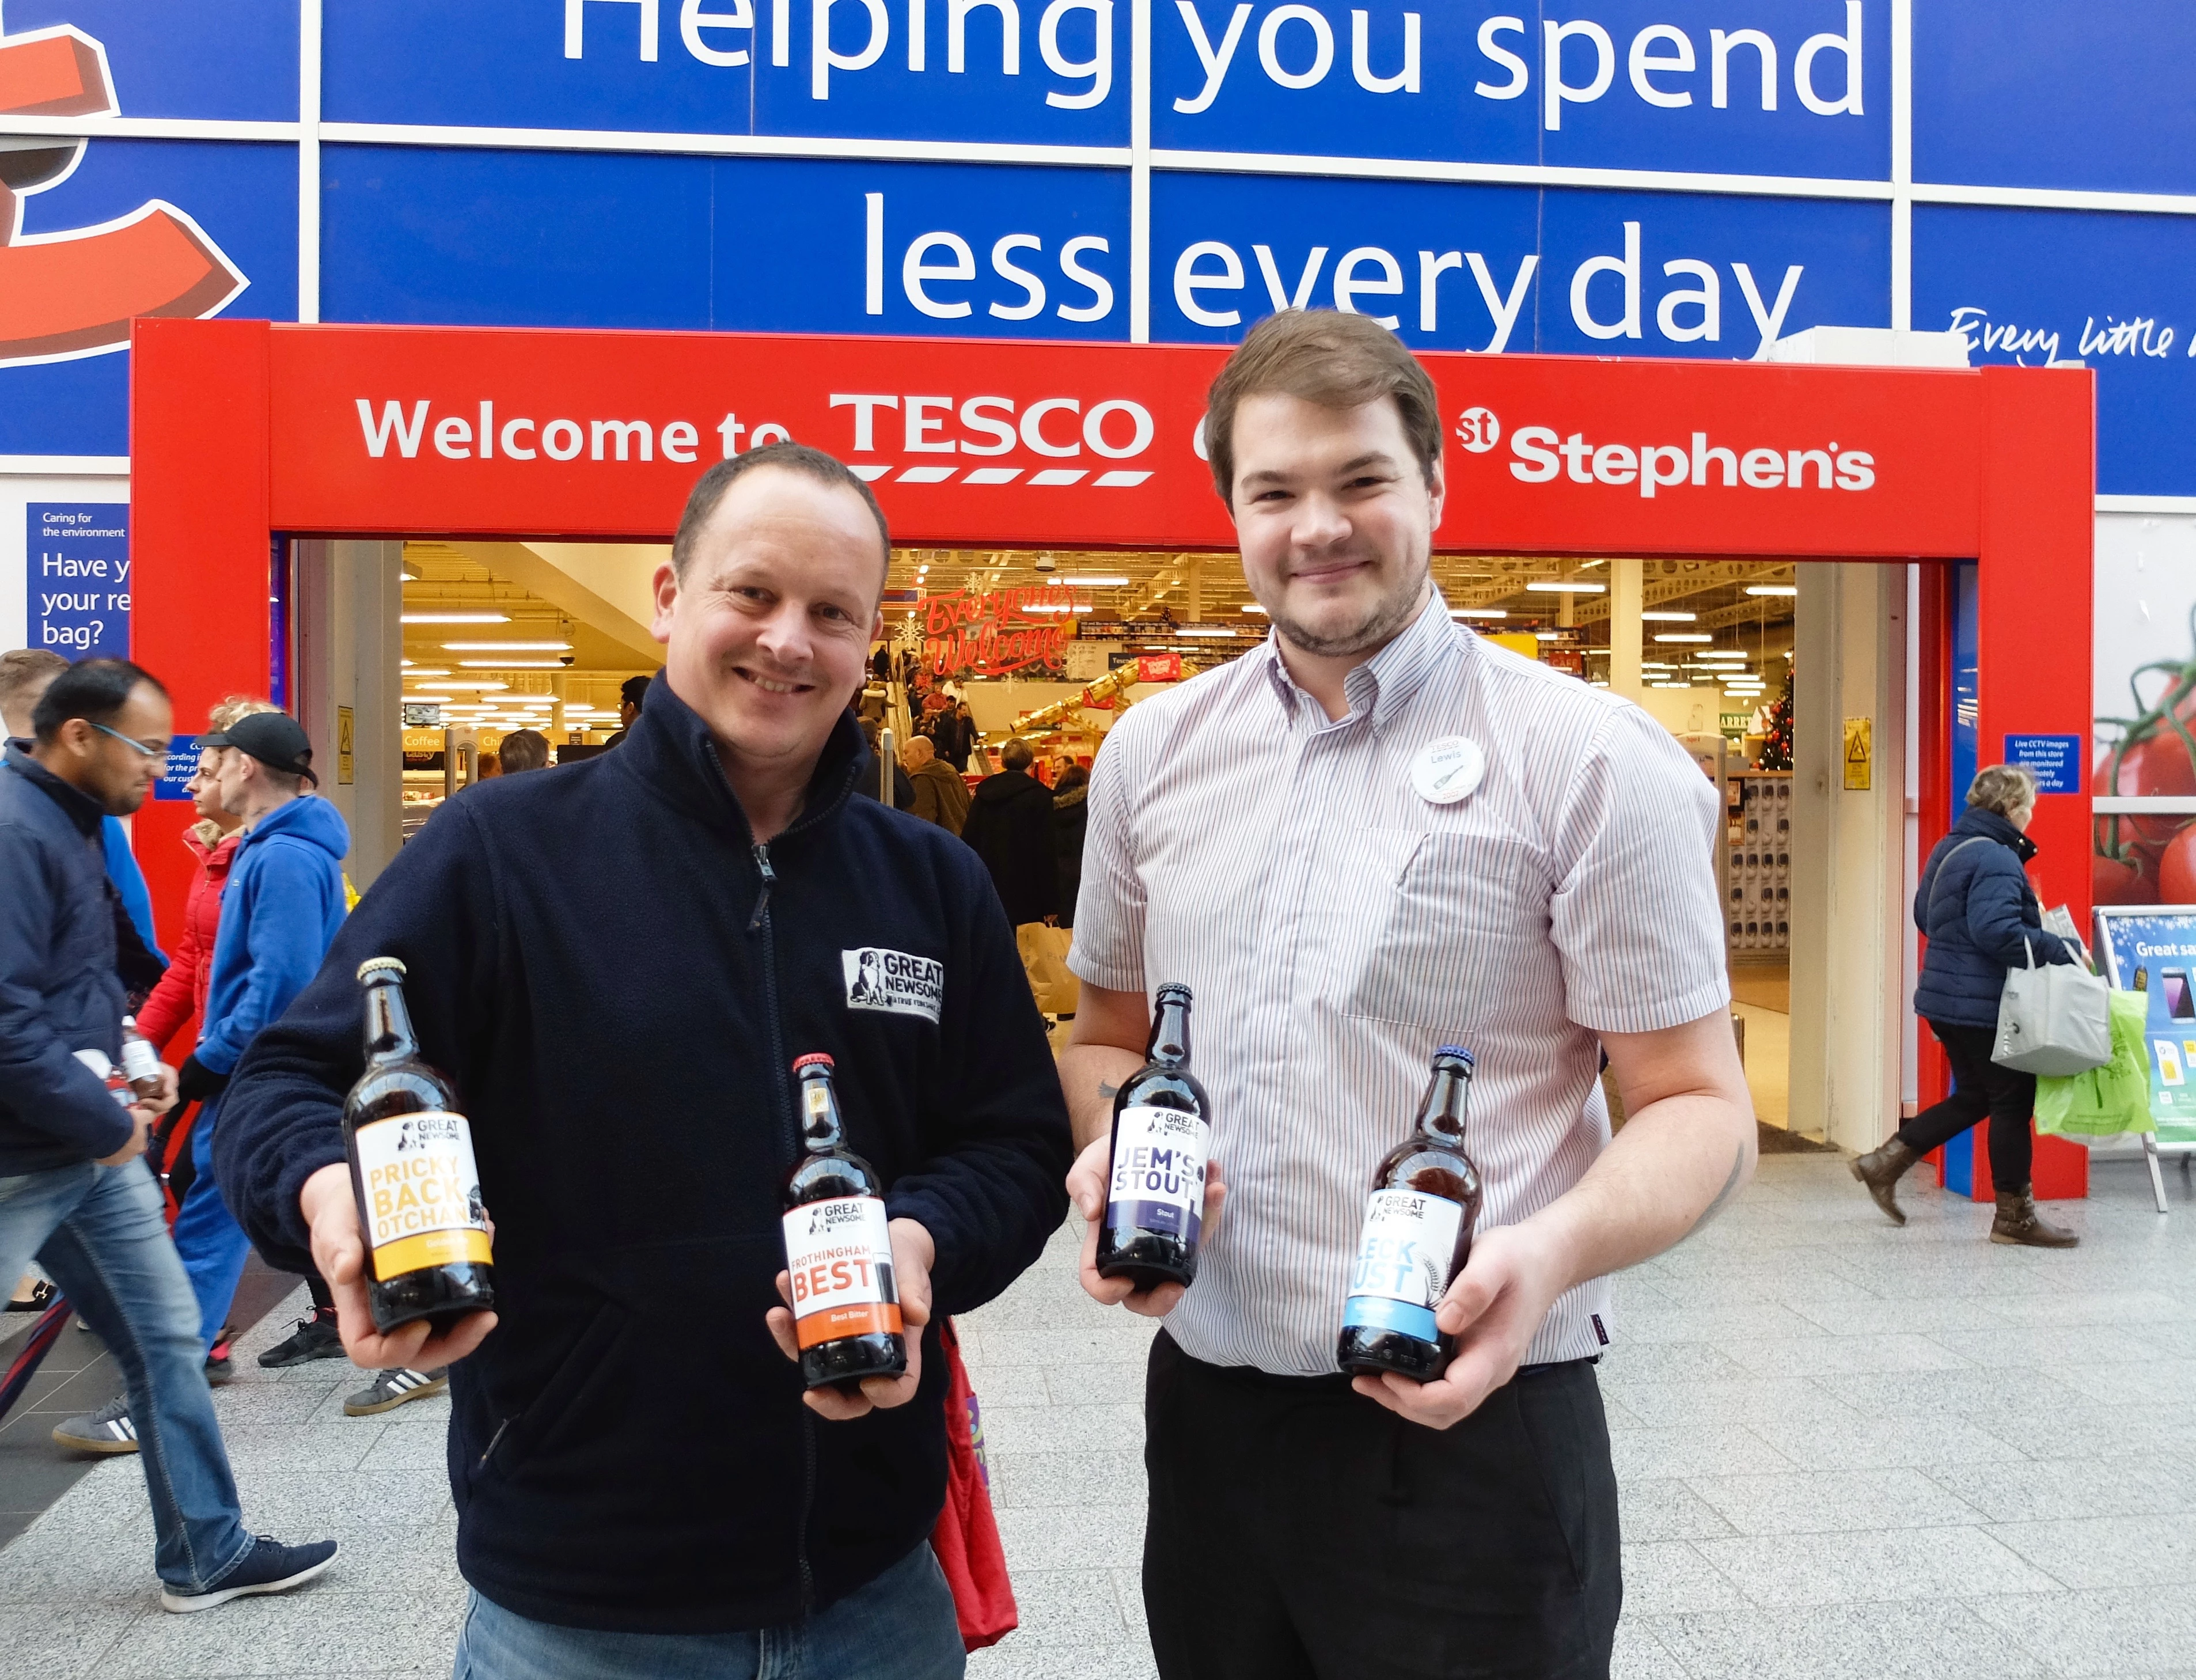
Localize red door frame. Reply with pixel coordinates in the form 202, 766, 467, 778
128, 318, 2095, 1196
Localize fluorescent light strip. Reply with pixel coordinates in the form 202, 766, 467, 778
1451, 608, 1508, 619
401, 612, 509, 624
1047, 575, 1129, 586
1654, 634, 1712, 644
441, 640, 571, 651
458, 659, 567, 668
1639, 610, 1697, 622
1526, 581, 1606, 594
1744, 585, 1799, 597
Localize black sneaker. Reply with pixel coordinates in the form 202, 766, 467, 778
52, 1394, 138, 1455
204, 1322, 238, 1386
257, 1309, 346, 1368
343, 1367, 447, 1416
160, 1535, 339, 1613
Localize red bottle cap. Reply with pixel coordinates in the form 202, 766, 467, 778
790, 1053, 835, 1073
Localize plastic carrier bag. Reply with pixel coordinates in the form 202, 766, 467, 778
2036, 989, 2156, 1142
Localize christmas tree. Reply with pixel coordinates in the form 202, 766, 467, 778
1759, 666, 1794, 770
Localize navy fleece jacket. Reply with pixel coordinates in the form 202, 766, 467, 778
1914, 805, 2073, 1029
214, 678, 1071, 1635
195, 793, 351, 1074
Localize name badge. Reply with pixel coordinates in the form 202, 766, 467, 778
1411, 737, 1484, 805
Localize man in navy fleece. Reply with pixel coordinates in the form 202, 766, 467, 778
217, 443, 1071, 1678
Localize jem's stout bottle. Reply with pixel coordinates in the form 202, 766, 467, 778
343, 958, 495, 1333
781, 1054, 907, 1393
1337, 1047, 1484, 1383
1096, 983, 1212, 1292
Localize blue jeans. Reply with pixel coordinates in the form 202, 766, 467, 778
452, 1541, 967, 1680
0, 1159, 254, 1592
171, 1095, 251, 1353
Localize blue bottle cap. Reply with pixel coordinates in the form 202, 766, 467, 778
1434, 1045, 1475, 1067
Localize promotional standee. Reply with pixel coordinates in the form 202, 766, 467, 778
127, 317, 2095, 1198
2094, 909, 2196, 1150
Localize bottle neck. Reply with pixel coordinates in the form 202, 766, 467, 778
1418, 1065, 1471, 1143
798, 1072, 845, 1150
363, 980, 420, 1062
1147, 997, 1192, 1067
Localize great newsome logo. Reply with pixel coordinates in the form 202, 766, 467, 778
1457, 408, 1876, 499
843, 947, 945, 1022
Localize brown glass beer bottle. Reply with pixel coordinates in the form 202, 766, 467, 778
781, 1053, 907, 1393
1095, 983, 1212, 1292
343, 958, 495, 1333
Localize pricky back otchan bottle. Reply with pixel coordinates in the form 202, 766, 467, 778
1337, 1046, 1483, 1383
342, 958, 496, 1334
781, 1053, 907, 1393
1095, 983, 1212, 1292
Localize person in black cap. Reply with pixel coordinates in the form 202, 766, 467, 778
604, 673, 651, 748
162, 712, 351, 1381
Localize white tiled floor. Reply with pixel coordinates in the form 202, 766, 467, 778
5, 1152, 2195, 1679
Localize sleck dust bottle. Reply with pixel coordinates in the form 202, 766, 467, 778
1337, 1046, 1483, 1383
343, 958, 495, 1333
119, 1017, 164, 1102
1095, 983, 1212, 1292
781, 1053, 907, 1393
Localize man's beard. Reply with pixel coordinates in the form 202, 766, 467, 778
1266, 563, 1432, 659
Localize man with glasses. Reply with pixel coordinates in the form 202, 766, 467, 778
0, 657, 337, 1610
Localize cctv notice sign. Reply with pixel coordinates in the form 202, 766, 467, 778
26, 504, 130, 659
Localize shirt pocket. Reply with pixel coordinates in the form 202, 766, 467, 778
1321, 827, 1549, 1031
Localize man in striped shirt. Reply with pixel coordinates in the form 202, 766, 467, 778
1062, 310, 1755, 1679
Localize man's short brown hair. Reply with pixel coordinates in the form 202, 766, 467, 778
1204, 309, 1444, 501
670, 442, 892, 593
0, 648, 69, 729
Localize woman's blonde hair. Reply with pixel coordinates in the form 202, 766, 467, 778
1967, 763, 2038, 817
207, 695, 281, 733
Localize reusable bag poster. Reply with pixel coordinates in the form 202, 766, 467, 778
2095, 909, 2196, 1144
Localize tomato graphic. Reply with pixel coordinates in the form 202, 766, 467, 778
2096, 848, 2159, 906
2106, 727, 2196, 849
2160, 825, 2196, 905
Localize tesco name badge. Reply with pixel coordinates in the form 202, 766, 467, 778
1411, 737, 1485, 805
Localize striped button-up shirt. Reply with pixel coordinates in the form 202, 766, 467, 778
1070, 591, 1728, 1373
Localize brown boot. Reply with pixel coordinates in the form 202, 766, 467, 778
1990, 1187, 2079, 1247
1849, 1136, 1919, 1225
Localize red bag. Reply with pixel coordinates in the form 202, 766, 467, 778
930, 1318, 1017, 1652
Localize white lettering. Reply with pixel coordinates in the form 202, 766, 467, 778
1173, 1, 1249, 113
1466, 252, 1538, 353
904, 230, 976, 317
1057, 235, 1114, 321
1570, 221, 1640, 341
1711, 28, 1776, 111
1543, 17, 1613, 131
1020, 397, 1081, 455
830, 393, 899, 452
1332, 245, 1404, 329
680, 0, 754, 64
1349, 9, 1417, 94
1657, 257, 1719, 342
864, 192, 885, 314
813, 0, 888, 98
1795, 2, 1863, 116
1508, 426, 1560, 482
356, 399, 430, 460
989, 233, 1046, 319
502, 418, 537, 460
1258, 5, 1333, 89
662, 420, 700, 462
1474, 15, 1529, 99
591, 418, 653, 461
1628, 24, 1692, 107
1083, 398, 1154, 458
959, 396, 1018, 453
1175, 240, 1245, 327
566, 0, 659, 60
434, 415, 472, 459
949, 0, 1018, 74
1419, 250, 1464, 333
1253, 244, 1327, 313
1639, 443, 1690, 498
542, 419, 584, 461
1732, 261, 1803, 358
1040, 0, 1110, 108
905, 395, 957, 450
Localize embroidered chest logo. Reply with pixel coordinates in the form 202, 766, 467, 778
842, 948, 945, 1022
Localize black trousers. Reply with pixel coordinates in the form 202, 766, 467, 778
1899, 1019, 2035, 1190
1142, 1332, 1621, 1680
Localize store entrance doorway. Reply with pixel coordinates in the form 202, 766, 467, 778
127, 320, 2093, 1195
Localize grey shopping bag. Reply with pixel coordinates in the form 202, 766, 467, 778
1994, 935, 2112, 1076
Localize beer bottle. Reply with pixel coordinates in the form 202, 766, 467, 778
1337, 1046, 1482, 1383
119, 1017, 164, 1103
781, 1053, 907, 1393
343, 958, 495, 1333
1095, 983, 1211, 1292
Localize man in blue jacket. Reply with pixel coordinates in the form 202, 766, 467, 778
0, 658, 336, 1609
218, 443, 1072, 1676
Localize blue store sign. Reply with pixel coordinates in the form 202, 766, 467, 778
2, 2, 2195, 493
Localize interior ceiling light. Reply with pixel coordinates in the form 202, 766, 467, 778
458, 659, 567, 668
441, 640, 571, 651
1654, 633, 1712, 643
1534, 631, 1564, 640
1049, 575, 1129, 586
402, 612, 509, 624
1744, 585, 1799, 597
1652, 681, 1690, 689
1451, 608, 1507, 619
416, 680, 509, 691
1639, 611, 1697, 622
1526, 581, 1606, 594
1242, 603, 1268, 614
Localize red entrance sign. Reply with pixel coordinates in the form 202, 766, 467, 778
918, 586, 1071, 677
130, 318, 2096, 1199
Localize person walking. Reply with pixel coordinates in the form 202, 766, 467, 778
1050, 763, 1088, 931
902, 734, 971, 835
217, 443, 1070, 1676
959, 737, 1056, 928
0, 657, 337, 1610
1060, 310, 1753, 1679
1851, 763, 2080, 1245
602, 673, 650, 747
935, 699, 977, 773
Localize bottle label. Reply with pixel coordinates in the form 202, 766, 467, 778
1341, 1189, 1464, 1343
1105, 1104, 1209, 1245
120, 1037, 161, 1085
354, 1111, 494, 1280
782, 1196, 902, 1349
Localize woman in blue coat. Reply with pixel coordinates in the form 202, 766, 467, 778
1850, 763, 2080, 1246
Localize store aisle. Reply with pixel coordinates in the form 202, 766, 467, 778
3, 1156, 2193, 1678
